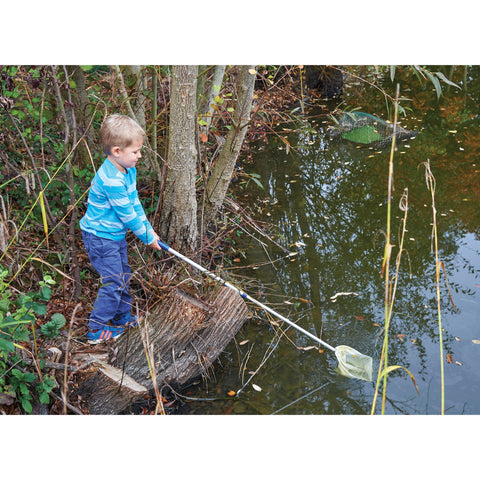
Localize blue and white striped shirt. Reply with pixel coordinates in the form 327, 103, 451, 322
80, 158, 155, 244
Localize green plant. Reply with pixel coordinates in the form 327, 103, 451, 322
239, 172, 264, 190
0, 267, 63, 413
7, 368, 36, 413
40, 313, 66, 339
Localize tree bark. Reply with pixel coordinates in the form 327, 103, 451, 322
159, 65, 199, 252
200, 65, 226, 137
66, 65, 94, 169
203, 65, 256, 226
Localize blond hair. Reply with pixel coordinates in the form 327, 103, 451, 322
99, 114, 146, 155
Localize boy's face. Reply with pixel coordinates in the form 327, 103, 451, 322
110, 138, 144, 172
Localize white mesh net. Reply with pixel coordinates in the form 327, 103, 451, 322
335, 346, 373, 382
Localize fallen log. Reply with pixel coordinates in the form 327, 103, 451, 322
72, 285, 249, 414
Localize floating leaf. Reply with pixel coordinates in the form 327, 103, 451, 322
446, 354, 453, 364
292, 241, 306, 247
455, 337, 461, 341
455, 361, 463, 366
472, 339, 480, 344
239, 339, 249, 346
252, 384, 262, 392
330, 292, 359, 301
227, 390, 236, 397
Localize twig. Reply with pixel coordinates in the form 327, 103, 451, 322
271, 381, 331, 415
15, 357, 78, 372
50, 391, 83, 415
63, 303, 81, 414
235, 326, 283, 396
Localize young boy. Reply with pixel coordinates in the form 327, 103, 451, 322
80, 114, 161, 344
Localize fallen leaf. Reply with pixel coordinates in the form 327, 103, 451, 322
373, 323, 380, 327
239, 339, 249, 346
292, 241, 306, 247
227, 390, 236, 397
455, 337, 461, 341
252, 384, 262, 392
0, 392, 14, 406
397, 334, 406, 339
330, 292, 359, 301
200, 133, 208, 143
455, 361, 463, 366
446, 354, 453, 363
472, 339, 480, 344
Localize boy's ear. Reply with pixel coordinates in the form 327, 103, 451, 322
111, 145, 121, 157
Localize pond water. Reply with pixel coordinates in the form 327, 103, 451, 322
183, 66, 480, 415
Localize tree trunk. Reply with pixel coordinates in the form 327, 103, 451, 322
159, 65, 198, 252
66, 65, 94, 169
203, 65, 256, 226
129, 65, 147, 130
200, 65, 226, 137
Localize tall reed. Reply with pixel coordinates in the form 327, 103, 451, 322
422, 159, 447, 414
371, 85, 418, 414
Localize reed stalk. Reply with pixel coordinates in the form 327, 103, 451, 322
370, 85, 399, 414
370, 84, 419, 414
137, 304, 165, 415
422, 159, 445, 414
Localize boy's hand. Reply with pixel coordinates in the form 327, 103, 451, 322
148, 232, 162, 251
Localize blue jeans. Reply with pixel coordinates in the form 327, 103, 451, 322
82, 230, 132, 330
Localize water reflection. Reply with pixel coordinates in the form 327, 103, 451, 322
185, 67, 480, 415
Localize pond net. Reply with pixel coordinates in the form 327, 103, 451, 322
330, 111, 417, 149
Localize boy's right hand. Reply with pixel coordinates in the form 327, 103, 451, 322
148, 232, 162, 250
